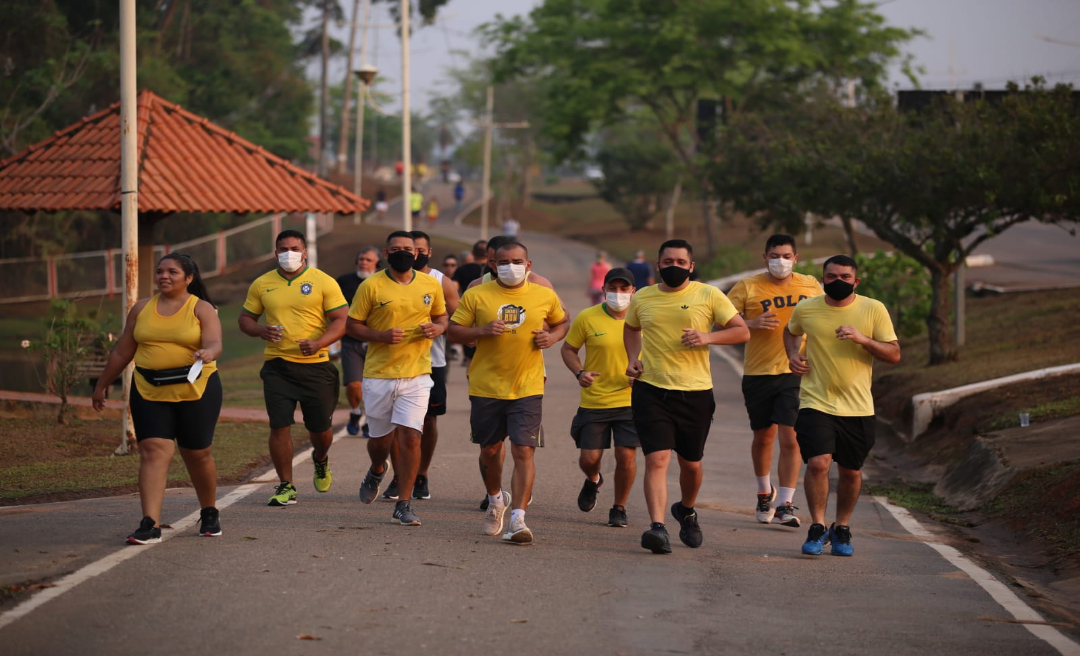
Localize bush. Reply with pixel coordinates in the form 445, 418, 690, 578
31, 300, 112, 424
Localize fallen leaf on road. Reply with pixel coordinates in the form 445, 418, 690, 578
296, 634, 322, 641
27, 583, 57, 591
509, 619, 528, 624
312, 554, 324, 558
243, 536, 258, 541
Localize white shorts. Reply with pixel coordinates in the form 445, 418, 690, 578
375, 201, 389, 213
361, 375, 433, 437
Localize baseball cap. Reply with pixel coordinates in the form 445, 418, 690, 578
604, 267, 635, 286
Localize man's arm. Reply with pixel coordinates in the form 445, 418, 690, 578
296, 307, 347, 356
348, 317, 404, 344
623, 324, 643, 378
836, 324, 900, 364
680, 314, 751, 348
440, 274, 460, 318
533, 317, 569, 350
784, 326, 809, 375
238, 310, 281, 342
448, 319, 504, 344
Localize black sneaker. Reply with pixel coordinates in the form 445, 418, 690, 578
126, 516, 161, 545
577, 473, 603, 512
198, 507, 222, 537
641, 523, 672, 554
608, 505, 628, 528
671, 502, 703, 548
382, 476, 400, 501
413, 475, 431, 500
479, 496, 489, 511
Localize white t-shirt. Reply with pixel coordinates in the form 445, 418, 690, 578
426, 268, 448, 367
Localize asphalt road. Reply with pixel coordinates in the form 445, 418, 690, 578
966, 221, 1080, 290
1, 199, 1075, 655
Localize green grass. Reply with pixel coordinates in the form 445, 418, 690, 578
982, 460, 1080, 560
865, 481, 973, 527
982, 396, 1080, 432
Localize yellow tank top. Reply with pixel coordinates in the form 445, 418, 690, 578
133, 294, 218, 402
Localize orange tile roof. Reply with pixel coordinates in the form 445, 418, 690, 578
0, 90, 369, 214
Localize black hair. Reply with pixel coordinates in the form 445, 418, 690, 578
160, 253, 215, 308
494, 240, 528, 258
765, 234, 797, 254
658, 239, 693, 260
443, 253, 458, 262
409, 230, 432, 246
275, 229, 306, 247
386, 230, 415, 245
823, 254, 858, 275
472, 239, 488, 258
486, 235, 514, 255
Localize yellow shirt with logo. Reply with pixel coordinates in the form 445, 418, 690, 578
133, 294, 218, 402
242, 266, 348, 363
451, 280, 566, 400
624, 281, 738, 392
565, 303, 633, 409
348, 269, 447, 379
786, 295, 898, 417
727, 272, 823, 375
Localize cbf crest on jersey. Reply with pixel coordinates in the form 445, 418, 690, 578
301, 282, 313, 295
423, 293, 432, 306
498, 304, 526, 328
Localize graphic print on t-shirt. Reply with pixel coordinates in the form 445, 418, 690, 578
498, 304, 526, 330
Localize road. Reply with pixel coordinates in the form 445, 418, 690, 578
1, 193, 1076, 655
966, 221, 1080, 290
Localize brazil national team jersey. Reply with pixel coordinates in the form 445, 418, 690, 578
727, 272, 823, 375
242, 266, 347, 363
565, 303, 632, 409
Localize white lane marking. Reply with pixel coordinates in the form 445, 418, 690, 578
710, 344, 744, 377
874, 496, 1080, 656
0, 428, 347, 632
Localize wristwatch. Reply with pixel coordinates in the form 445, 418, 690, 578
575, 369, 585, 379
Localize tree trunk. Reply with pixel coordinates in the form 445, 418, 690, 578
840, 215, 858, 255
927, 267, 957, 365
337, 0, 362, 175
700, 196, 715, 259
57, 396, 67, 425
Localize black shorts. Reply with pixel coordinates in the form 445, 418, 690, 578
427, 365, 447, 417
130, 372, 222, 450
470, 395, 543, 448
260, 358, 340, 432
794, 408, 876, 470
570, 407, 639, 450
340, 337, 367, 385
630, 380, 715, 461
741, 374, 801, 430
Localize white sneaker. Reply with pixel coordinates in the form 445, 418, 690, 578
502, 514, 533, 544
756, 486, 777, 523
482, 491, 511, 536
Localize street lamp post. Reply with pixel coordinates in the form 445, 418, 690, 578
353, 64, 377, 224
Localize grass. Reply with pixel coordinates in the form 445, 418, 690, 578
865, 481, 973, 527
982, 396, 1080, 432
982, 459, 1080, 561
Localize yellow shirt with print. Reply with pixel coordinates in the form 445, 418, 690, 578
451, 280, 566, 400
349, 269, 446, 379
565, 303, 633, 409
727, 272, 823, 375
786, 295, 898, 417
624, 281, 738, 392
242, 266, 348, 363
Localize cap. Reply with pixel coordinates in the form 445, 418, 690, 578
604, 267, 635, 286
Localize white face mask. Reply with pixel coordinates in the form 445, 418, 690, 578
605, 291, 632, 311
497, 263, 528, 286
767, 256, 794, 279
278, 251, 304, 273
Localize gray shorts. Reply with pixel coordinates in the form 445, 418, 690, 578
341, 338, 367, 385
570, 407, 639, 450
470, 395, 544, 448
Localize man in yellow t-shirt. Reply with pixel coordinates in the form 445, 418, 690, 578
727, 234, 823, 528
784, 254, 900, 557
239, 230, 349, 507
347, 231, 447, 528
624, 239, 750, 555
449, 241, 569, 544
561, 267, 640, 528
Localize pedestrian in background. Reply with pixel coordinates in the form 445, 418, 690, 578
626, 250, 654, 288
336, 246, 382, 437
588, 250, 611, 305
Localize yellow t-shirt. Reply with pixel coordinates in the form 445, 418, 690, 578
133, 294, 218, 402
786, 295, 898, 416
624, 281, 739, 391
348, 269, 447, 379
451, 280, 566, 400
565, 303, 632, 409
727, 272, 823, 375
242, 266, 348, 363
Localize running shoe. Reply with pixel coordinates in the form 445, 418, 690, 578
608, 505, 628, 528
127, 517, 161, 545
482, 491, 511, 536
479, 496, 489, 511
577, 472, 603, 512
413, 475, 431, 500
671, 502, 703, 548
641, 523, 672, 554
382, 476, 400, 501
361, 422, 370, 438
198, 507, 222, 537
268, 481, 297, 507
502, 514, 533, 544
313, 456, 333, 493
346, 413, 361, 436
358, 466, 386, 504
829, 523, 854, 557
392, 500, 421, 526
756, 485, 777, 523
802, 523, 829, 555
773, 501, 801, 527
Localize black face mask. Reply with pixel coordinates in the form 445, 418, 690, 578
823, 279, 855, 301
487, 263, 498, 279
387, 250, 415, 273
412, 253, 430, 270
659, 265, 691, 288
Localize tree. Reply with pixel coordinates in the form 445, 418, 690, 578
593, 121, 679, 230
32, 300, 111, 425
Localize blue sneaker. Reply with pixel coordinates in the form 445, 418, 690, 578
346, 413, 361, 436
801, 523, 829, 555
361, 422, 370, 438
829, 523, 854, 556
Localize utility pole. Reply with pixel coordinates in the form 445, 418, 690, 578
118, 0, 138, 455
475, 86, 529, 240
318, 2, 330, 177
401, 0, 412, 230
336, 0, 362, 175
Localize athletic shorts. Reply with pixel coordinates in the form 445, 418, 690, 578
794, 408, 876, 470
631, 380, 714, 461
427, 365, 447, 417
362, 375, 433, 437
570, 407, 639, 450
261, 358, 339, 433
130, 372, 222, 450
470, 395, 543, 448
340, 338, 367, 385
741, 373, 801, 430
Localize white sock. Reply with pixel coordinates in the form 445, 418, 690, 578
489, 492, 504, 507
778, 487, 796, 506
510, 509, 525, 523
350, 408, 363, 417
756, 476, 772, 494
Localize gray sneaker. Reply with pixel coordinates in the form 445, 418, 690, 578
391, 500, 421, 526
482, 491, 511, 536
773, 501, 801, 527
359, 465, 387, 505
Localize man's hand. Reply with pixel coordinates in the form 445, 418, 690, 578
626, 359, 643, 379
296, 339, 320, 356
383, 327, 405, 344
533, 329, 556, 349
481, 320, 506, 337
835, 325, 867, 345
680, 328, 709, 348
420, 323, 441, 340
577, 371, 600, 388
789, 354, 809, 376
747, 311, 780, 331
262, 325, 283, 342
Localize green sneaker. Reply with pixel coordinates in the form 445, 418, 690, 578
268, 481, 297, 507
313, 457, 333, 493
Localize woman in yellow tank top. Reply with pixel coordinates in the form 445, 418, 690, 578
92, 253, 223, 545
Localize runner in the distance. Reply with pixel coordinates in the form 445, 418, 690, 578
624, 239, 749, 554
726, 234, 822, 527
336, 246, 382, 437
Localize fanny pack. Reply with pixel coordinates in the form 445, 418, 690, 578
136, 364, 196, 386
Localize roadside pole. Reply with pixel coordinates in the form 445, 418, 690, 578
475, 86, 529, 240
118, 0, 138, 455
401, 0, 412, 231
